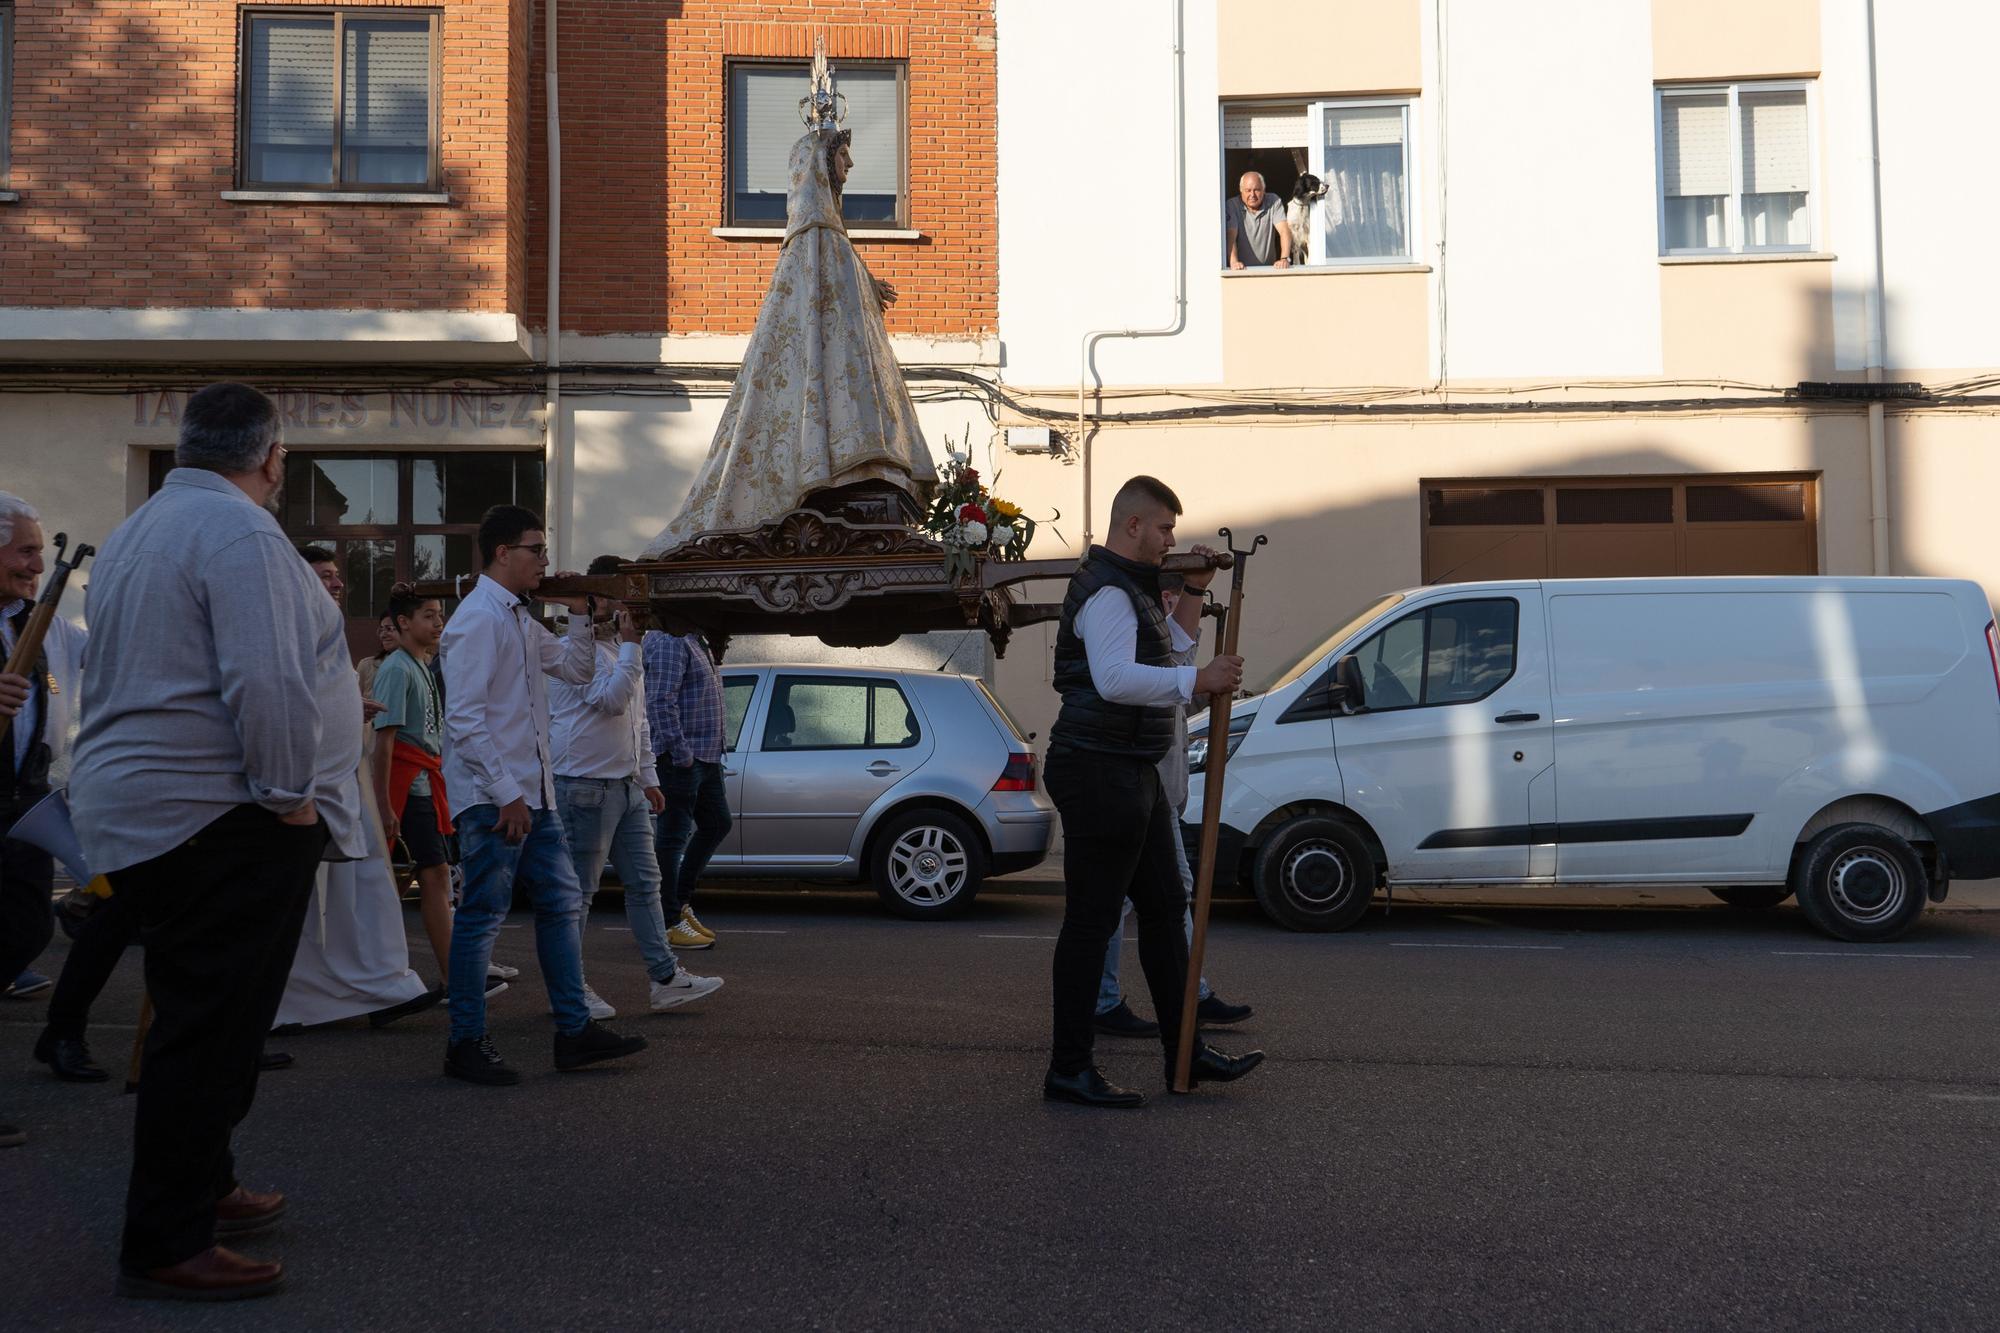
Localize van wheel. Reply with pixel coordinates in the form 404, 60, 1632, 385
1790, 823, 1928, 942
1253, 816, 1375, 932
871, 808, 986, 920
1708, 886, 1791, 910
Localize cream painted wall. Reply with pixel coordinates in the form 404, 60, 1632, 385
0, 396, 140, 618
1221, 270, 1430, 387
1654, 0, 1820, 80
995, 0, 1224, 388
1438, 0, 1663, 379
989, 410, 1877, 739
1218, 0, 1420, 97
1886, 412, 2000, 596
1659, 259, 1838, 383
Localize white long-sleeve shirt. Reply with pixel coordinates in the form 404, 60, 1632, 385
438, 574, 597, 818
550, 637, 656, 783
1075, 586, 1196, 707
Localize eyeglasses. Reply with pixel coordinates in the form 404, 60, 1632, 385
505, 543, 550, 559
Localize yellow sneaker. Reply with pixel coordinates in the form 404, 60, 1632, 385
680, 906, 717, 942
667, 919, 713, 950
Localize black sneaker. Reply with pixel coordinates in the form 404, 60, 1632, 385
1197, 993, 1254, 1027
369, 985, 446, 1029
553, 1020, 647, 1072
444, 1035, 521, 1086
1092, 1000, 1161, 1039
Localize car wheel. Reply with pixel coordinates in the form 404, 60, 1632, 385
1708, 886, 1792, 910
1790, 823, 1929, 942
871, 807, 987, 920
1252, 815, 1375, 932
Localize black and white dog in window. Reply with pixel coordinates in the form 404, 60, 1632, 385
1286, 172, 1326, 266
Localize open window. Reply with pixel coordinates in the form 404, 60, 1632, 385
1221, 97, 1415, 267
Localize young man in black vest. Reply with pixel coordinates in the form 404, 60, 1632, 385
1043, 475, 1264, 1108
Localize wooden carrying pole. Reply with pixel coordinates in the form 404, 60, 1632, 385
1172, 529, 1266, 1093
0, 533, 92, 749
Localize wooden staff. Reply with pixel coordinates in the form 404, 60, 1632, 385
0, 533, 92, 749
1172, 528, 1267, 1093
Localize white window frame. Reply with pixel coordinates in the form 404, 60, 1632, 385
1306, 96, 1418, 267
1217, 95, 1420, 270
1654, 79, 1817, 257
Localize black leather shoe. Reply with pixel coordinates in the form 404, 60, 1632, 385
1167, 1043, 1265, 1091
445, 1035, 521, 1086
1092, 1000, 1161, 1039
553, 1020, 647, 1072
256, 1050, 293, 1072
1043, 1067, 1146, 1109
369, 984, 445, 1029
1196, 993, 1255, 1028
33, 1031, 108, 1083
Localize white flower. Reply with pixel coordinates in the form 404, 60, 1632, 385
959, 520, 989, 545
947, 448, 970, 467
990, 524, 1015, 547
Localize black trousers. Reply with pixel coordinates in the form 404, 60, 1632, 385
1045, 745, 1190, 1076
0, 795, 56, 987
44, 889, 136, 1042
114, 804, 325, 1273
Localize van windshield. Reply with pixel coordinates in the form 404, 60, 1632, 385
1258, 593, 1405, 694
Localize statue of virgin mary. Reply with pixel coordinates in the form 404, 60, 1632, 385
642, 77, 938, 556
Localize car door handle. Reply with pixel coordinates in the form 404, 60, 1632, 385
722, 768, 739, 778
1494, 711, 1541, 724
866, 761, 902, 775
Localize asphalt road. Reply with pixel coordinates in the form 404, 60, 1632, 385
4, 883, 1999, 1331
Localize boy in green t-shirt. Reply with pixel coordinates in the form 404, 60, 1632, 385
372, 586, 453, 983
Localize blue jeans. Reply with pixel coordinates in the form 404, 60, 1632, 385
556, 775, 677, 984
448, 803, 590, 1040
1098, 818, 1211, 1013
654, 757, 732, 917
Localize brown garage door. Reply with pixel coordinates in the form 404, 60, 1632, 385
1421, 475, 1817, 584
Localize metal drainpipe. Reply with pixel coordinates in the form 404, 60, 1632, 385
1864, 0, 1890, 575
545, 0, 571, 570
1076, 0, 1186, 548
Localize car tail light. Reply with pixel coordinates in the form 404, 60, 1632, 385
1988, 621, 2000, 701
992, 752, 1036, 792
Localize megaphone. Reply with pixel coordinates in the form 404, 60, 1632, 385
6, 787, 92, 886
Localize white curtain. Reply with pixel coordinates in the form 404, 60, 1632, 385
1319, 107, 1407, 261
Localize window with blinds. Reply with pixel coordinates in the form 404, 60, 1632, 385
241, 9, 439, 191
1219, 96, 1416, 269
727, 60, 906, 227
1657, 82, 1812, 255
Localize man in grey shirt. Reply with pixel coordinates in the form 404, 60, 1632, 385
1225, 171, 1293, 269
70, 382, 350, 1303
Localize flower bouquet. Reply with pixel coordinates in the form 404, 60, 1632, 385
922, 439, 1038, 582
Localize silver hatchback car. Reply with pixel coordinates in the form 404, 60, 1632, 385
697, 663, 1053, 918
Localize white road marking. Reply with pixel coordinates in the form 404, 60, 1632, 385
1772, 951, 1973, 960
720, 929, 789, 935
1389, 942, 1565, 951
980, 934, 1061, 940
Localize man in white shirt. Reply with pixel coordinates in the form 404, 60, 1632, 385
552, 555, 722, 1016
438, 506, 648, 1086
1041, 476, 1264, 1109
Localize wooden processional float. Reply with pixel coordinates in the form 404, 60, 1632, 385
407, 487, 1232, 660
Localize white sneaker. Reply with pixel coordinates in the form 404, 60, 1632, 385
488, 962, 520, 980
581, 984, 616, 1021
650, 971, 723, 1011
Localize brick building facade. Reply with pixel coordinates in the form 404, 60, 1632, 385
0, 0, 1000, 660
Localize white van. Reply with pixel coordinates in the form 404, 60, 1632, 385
1189, 577, 2000, 942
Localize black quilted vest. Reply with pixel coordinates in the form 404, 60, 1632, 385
1050, 546, 1177, 761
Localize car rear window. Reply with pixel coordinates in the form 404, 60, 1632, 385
972, 678, 1030, 743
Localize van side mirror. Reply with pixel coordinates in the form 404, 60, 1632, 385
1333, 654, 1366, 713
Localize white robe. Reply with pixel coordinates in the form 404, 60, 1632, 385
642, 129, 936, 555
273, 745, 428, 1028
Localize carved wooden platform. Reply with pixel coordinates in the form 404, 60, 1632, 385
413, 505, 1225, 660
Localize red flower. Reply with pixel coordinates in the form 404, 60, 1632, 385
961, 468, 980, 486
958, 502, 988, 524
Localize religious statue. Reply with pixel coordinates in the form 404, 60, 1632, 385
642, 46, 938, 557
